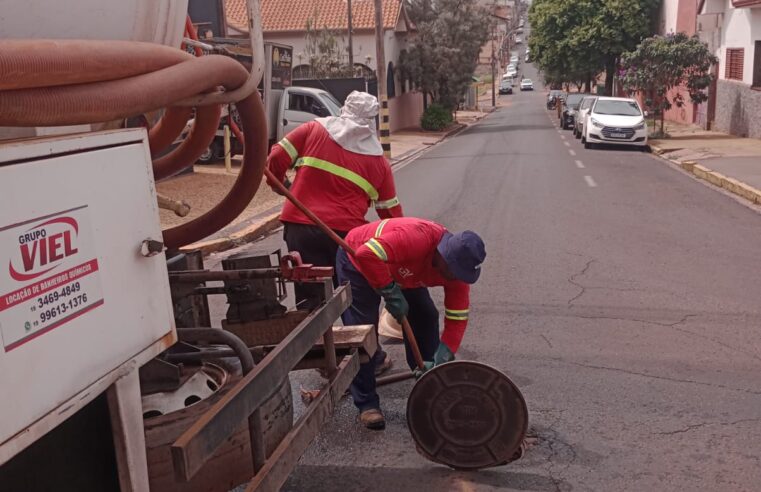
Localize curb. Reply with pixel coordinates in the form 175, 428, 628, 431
669, 159, 761, 206
391, 121, 472, 168
180, 212, 282, 256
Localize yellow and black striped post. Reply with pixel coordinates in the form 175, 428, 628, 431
374, 0, 391, 160
379, 95, 391, 159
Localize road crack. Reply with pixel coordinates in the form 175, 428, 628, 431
572, 313, 761, 363
555, 358, 761, 396
654, 417, 761, 436
572, 313, 697, 328
541, 410, 575, 492
567, 259, 595, 306
540, 334, 554, 349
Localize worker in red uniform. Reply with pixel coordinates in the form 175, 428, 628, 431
338, 217, 486, 429
267, 91, 402, 373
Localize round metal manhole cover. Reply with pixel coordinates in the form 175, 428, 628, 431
406, 360, 529, 470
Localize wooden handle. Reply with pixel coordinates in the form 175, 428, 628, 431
265, 168, 356, 256
402, 318, 425, 370
266, 168, 426, 370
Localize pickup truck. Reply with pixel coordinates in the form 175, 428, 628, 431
195, 42, 342, 163
197, 85, 341, 163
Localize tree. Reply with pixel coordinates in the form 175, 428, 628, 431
620, 33, 718, 135
304, 17, 354, 79
401, 0, 491, 110
528, 0, 606, 91
528, 0, 658, 95
586, 0, 660, 95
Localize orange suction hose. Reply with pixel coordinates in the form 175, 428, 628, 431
0, 41, 267, 249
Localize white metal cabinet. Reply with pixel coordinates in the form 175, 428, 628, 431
0, 130, 176, 472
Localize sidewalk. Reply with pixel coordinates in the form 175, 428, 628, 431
650, 121, 761, 205
158, 109, 493, 253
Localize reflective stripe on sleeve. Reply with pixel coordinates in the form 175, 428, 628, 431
278, 138, 299, 165
374, 219, 390, 237
364, 238, 388, 261
374, 196, 400, 210
295, 157, 379, 200
445, 308, 469, 321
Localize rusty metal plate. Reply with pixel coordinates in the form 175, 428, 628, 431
406, 360, 528, 470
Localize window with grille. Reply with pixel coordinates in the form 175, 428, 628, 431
725, 48, 744, 81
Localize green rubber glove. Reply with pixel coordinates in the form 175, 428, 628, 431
413, 343, 456, 379
377, 281, 408, 324
432, 342, 455, 365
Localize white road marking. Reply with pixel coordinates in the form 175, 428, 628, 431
584, 175, 597, 187
563, 141, 570, 147
569, 149, 577, 156
575, 160, 585, 168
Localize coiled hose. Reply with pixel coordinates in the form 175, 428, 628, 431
0, 39, 267, 249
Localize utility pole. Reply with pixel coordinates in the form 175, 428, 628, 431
374, 0, 391, 159
347, 0, 354, 72
491, 24, 496, 107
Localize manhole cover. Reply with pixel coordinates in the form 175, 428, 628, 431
407, 360, 528, 470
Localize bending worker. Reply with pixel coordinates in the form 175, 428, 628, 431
266, 91, 403, 374
338, 217, 486, 429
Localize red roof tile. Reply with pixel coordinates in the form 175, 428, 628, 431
226, 0, 401, 33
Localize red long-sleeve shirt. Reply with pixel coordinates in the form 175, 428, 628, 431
345, 218, 471, 352
267, 121, 402, 232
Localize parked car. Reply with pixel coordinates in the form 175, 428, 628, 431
499, 78, 513, 94
510, 55, 520, 66
561, 93, 587, 129
515, 37, 523, 44
581, 97, 648, 149
547, 89, 564, 103
520, 78, 534, 91
505, 66, 518, 78
573, 95, 598, 139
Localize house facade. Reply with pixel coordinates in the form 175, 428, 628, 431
698, 0, 761, 137
224, 0, 424, 131
657, 0, 703, 127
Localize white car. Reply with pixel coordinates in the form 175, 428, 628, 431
510, 55, 519, 65
515, 37, 523, 44
582, 97, 648, 149
520, 78, 534, 91
573, 96, 598, 139
505, 66, 518, 78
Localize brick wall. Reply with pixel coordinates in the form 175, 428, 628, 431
714, 79, 761, 138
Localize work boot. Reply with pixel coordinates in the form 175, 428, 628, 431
359, 408, 386, 430
374, 352, 393, 376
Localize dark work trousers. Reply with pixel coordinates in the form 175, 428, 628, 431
336, 247, 440, 411
283, 222, 347, 312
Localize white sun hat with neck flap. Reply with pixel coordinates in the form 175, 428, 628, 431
316, 90, 383, 156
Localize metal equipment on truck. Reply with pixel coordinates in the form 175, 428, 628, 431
0, 1, 373, 490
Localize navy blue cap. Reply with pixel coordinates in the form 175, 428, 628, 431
436, 230, 486, 284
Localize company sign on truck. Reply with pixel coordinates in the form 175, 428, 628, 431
0, 205, 104, 352
271, 45, 292, 90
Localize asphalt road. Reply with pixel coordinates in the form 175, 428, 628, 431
279, 54, 761, 491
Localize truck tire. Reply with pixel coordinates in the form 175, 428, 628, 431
197, 140, 224, 164
144, 361, 294, 492
197, 146, 215, 164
